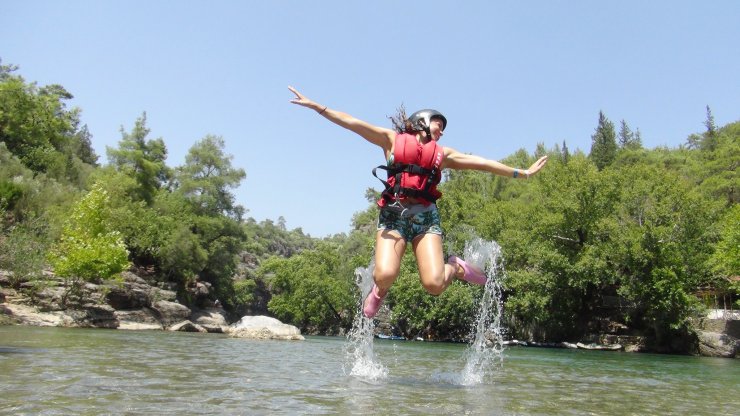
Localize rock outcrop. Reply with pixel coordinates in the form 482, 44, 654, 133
693, 310, 739, 358
1, 269, 305, 342
0, 302, 74, 327
0, 269, 231, 333
151, 300, 192, 327
191, 308, 229, 333
225, 315, 304, 341
169, 320, 208, 333
115, 308, 164, 330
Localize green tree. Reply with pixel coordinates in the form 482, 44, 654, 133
589, 111, 617, 170
708, 204, 740, 280
694, 121, 739, 204
704, 106, 717, 142
70, 124, 98, 166
265, 241, 355, 332
598, 162, 721, 349
175, 135, 246, 218
48, 183, 130, 303
633, 128, 643, 149
0, 214, 51, 290
242, 217, 315, 260
0, 62, 96, 184
501, 155, 619, 340
561, 140, 570, 164
87, 168, 182, 269
388, 254, 479, 341
133, 136, 248, 305
618, 120, 642, 150
0, 143, 79, 273
195, 215, 245, 301
107, 113, 169, 205
706, 204, 740, 308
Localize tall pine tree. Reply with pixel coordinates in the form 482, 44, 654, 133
106, 113, 169, 205
702, 105, 718, 151
618, 120, 633, 148
589, 111, 617, 170
618, 120, 643, 150
561, 140, 570, 164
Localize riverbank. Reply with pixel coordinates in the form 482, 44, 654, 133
0, 270, 303, 341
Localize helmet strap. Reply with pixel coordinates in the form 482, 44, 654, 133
423, 126, 432, 140
417, 119, 432, 141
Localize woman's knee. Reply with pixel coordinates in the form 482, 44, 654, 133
421, 273, 447, 296
373, 264, 399, 287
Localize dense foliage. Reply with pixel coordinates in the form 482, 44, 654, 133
1, 61, 737, 350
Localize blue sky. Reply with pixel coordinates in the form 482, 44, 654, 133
2, 1, 738, 237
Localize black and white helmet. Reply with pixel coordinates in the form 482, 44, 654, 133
409, 109, 447, 132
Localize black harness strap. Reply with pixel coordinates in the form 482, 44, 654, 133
372, 162, 441, 203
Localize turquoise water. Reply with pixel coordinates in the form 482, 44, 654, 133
1, 326, 738, 415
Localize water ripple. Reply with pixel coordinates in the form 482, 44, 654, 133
1, 325, 739, 415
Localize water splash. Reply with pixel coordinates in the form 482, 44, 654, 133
458, 237, 506, 385
344, 237, 506, 385
343, 259, 388, 381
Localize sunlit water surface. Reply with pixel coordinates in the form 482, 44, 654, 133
1, 324, 738, 415
4, 236, 738, 415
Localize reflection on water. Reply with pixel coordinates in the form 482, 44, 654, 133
2, 325, 738, 415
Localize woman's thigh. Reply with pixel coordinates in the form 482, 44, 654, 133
412, 233, 446, 289
373, 229, 406, 287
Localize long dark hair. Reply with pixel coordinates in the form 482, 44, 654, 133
388, 104, 415, 134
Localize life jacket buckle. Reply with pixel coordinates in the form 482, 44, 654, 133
385, 196, 409, 217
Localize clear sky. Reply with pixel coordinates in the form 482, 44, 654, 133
2, 1, 738, 237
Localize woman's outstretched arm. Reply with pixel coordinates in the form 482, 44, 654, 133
289, 86, 395, 153
443, 147, 548, 179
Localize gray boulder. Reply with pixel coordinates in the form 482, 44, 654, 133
105, 272, 177, 310
697, 330, 738, 358
191, 308, 229, 333
693, 311, 739, 358
74, 304, 119, 329
152, 300, 191, 326
169, 320, 208, 333
115, 308, 164, 330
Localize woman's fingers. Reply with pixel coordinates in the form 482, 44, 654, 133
529, 155, 548, 174
288, 85, 307, 104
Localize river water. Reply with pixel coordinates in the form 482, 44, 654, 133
1, 326, 738, 415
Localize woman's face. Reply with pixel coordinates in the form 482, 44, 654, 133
429, 118, 445, 141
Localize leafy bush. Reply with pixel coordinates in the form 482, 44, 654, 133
49, 183, 130, 283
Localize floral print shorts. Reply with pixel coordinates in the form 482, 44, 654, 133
377, 203, 443, 242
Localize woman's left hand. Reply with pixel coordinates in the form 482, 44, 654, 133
527, 155, 548, 176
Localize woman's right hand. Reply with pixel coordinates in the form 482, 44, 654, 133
288, 86, 322, 112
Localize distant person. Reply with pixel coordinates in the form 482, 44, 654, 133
289, 86, 547, 318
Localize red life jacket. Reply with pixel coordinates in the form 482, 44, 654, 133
374, 133, 445, 207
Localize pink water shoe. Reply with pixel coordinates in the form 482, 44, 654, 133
362, 284, 387, 318
448, 256, 487, 285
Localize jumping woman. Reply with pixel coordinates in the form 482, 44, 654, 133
289, 86, 547, 318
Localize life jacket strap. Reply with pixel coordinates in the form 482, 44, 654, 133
372, 163, 441, 203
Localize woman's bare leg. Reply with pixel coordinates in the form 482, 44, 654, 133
412, 233, 459, 295
372, 229, 406, 296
